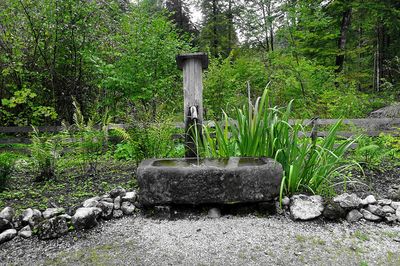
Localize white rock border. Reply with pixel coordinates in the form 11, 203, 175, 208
1, 190, 399, 245
0, 186, 139, 245
286, 193, 400, 223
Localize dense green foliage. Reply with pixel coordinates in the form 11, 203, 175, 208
354, 133, 400, 168
200, 0, 399, 118
113, 118, 184, 165
1, 0, 399, 125
0, 0, 190, 125
206, 51, 394, 118
0, 0, 399, 204
200, 89, 358, 197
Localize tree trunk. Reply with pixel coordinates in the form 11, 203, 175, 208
177, 0, 183, 29
212, 0, 218, 57
227, 0, 233, 55
374, 23, 385, 91
260, 1, 270, 52
267, 0, 274, 51
335, 7, 352, 73
357, 26, 362, 91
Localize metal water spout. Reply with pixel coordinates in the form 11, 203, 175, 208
190, 106, 198, 120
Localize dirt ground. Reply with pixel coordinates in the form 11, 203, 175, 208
1, 214, 400, 266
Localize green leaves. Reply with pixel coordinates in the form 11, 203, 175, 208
202, 112, 236, 158
0, 152, 17, 192
92, 2, 192, 117
1, 0, 193, 124
1, 87, 37, 108
278, 119, 359, 198
1, 86, 57, 125
30, 127, 62, 181
113, 118, 183, 165
199, 87, 359, 199
354, 133, 400, 168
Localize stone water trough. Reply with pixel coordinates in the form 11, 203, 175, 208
137, 157, 283, 206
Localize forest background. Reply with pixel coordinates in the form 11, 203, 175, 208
0, 0, 399, 126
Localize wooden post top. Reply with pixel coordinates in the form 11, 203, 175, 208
176, 52, 209, 70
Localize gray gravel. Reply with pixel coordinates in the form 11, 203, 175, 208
1, 214, 400, 266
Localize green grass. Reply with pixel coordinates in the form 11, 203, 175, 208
353, 230, 370, 242
380, 230, 400, 239
295, 234, 307, 242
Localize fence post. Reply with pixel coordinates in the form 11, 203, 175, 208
311, 117, 319, 141
176, 53, 209, 158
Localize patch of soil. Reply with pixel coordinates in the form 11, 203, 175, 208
344, 161, 400, 200
0, 160, 137, 214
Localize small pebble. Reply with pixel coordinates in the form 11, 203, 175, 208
208, 208, 221, 218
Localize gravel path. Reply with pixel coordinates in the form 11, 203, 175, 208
1, 214, 400, 266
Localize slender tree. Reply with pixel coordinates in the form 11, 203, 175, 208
335, 1, 352, 73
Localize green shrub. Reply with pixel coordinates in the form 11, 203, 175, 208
379, 132, 400, 161
114, 140, 139, 162
354, 133, 400, 168
200, 88, 359, 199
203, 52, 391, 119
0, 152, 16, 191
354, 138, 384, 168
204, 54, 269, 118
1, 86, 58, 126
114, 117, 184, 164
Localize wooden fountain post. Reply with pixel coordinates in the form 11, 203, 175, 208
176, 53, 209, 158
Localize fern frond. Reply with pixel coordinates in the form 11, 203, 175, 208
113, 127, 131, 141
72, 99, 85, 130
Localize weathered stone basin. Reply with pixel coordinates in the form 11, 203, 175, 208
137, 157, 283, 206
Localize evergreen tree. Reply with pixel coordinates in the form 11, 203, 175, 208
165, 0, 197, 35
198, 0, 238, 58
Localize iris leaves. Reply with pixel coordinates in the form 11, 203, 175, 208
199, 88, 360, 199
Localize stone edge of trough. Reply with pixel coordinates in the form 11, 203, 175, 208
0, 190, 400, 245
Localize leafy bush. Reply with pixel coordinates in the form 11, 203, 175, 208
379, 133, 400, 160
0, 1, 192, 126
354, 133, 400, 168
200, 88, 359, 199
204, 54, 269, 118
114, 117, 184, 165
91, 2, 192, 119
1, 86, 58, 126
0, 152, 17, 191
203, 52, 390, 119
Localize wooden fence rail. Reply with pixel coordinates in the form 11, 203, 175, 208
0, 118, 399, 144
